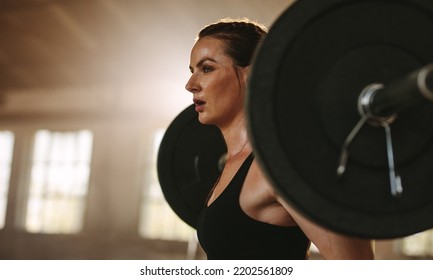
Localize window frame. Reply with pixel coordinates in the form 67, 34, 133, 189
24, 129, 94, 234
0, 130, 15, 229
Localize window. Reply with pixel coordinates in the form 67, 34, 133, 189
25, 130, 93, 234
0, 131, 14, 229
139, 129, 194, 241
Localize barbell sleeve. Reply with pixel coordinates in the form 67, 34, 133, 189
365, 64, 433, 118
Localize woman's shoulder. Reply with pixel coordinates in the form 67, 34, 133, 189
241, 159, 298, 226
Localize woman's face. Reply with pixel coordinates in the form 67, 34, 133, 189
185, 37, 248, 128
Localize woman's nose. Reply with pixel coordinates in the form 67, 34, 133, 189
185, 75, 200, 93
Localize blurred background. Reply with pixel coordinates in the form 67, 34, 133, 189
0, 0, 432, 259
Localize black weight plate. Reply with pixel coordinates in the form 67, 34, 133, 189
247, 0, 433, 238
157, 104, 227, 228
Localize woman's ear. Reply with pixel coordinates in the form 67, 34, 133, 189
241, 65, 250, 85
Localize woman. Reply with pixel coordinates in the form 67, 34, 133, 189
185, 18, 374, 260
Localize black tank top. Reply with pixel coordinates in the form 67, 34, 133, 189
196, 153, 310, 260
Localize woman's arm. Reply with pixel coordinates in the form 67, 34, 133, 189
275, 195, 374, 259
250, 160, 374, 259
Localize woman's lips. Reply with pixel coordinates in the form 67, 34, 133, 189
193, 98, 206, 112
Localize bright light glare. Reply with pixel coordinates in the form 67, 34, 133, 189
0, 131, 14, 229
26, 130, 93, 234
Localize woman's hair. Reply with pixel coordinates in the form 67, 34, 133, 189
197, 18, 268, 68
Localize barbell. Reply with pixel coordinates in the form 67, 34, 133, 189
157, 0, 433, 238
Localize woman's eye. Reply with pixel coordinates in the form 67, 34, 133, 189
203, 66, 213, 73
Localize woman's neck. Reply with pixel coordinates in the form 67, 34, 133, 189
219, 113, 251, 159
